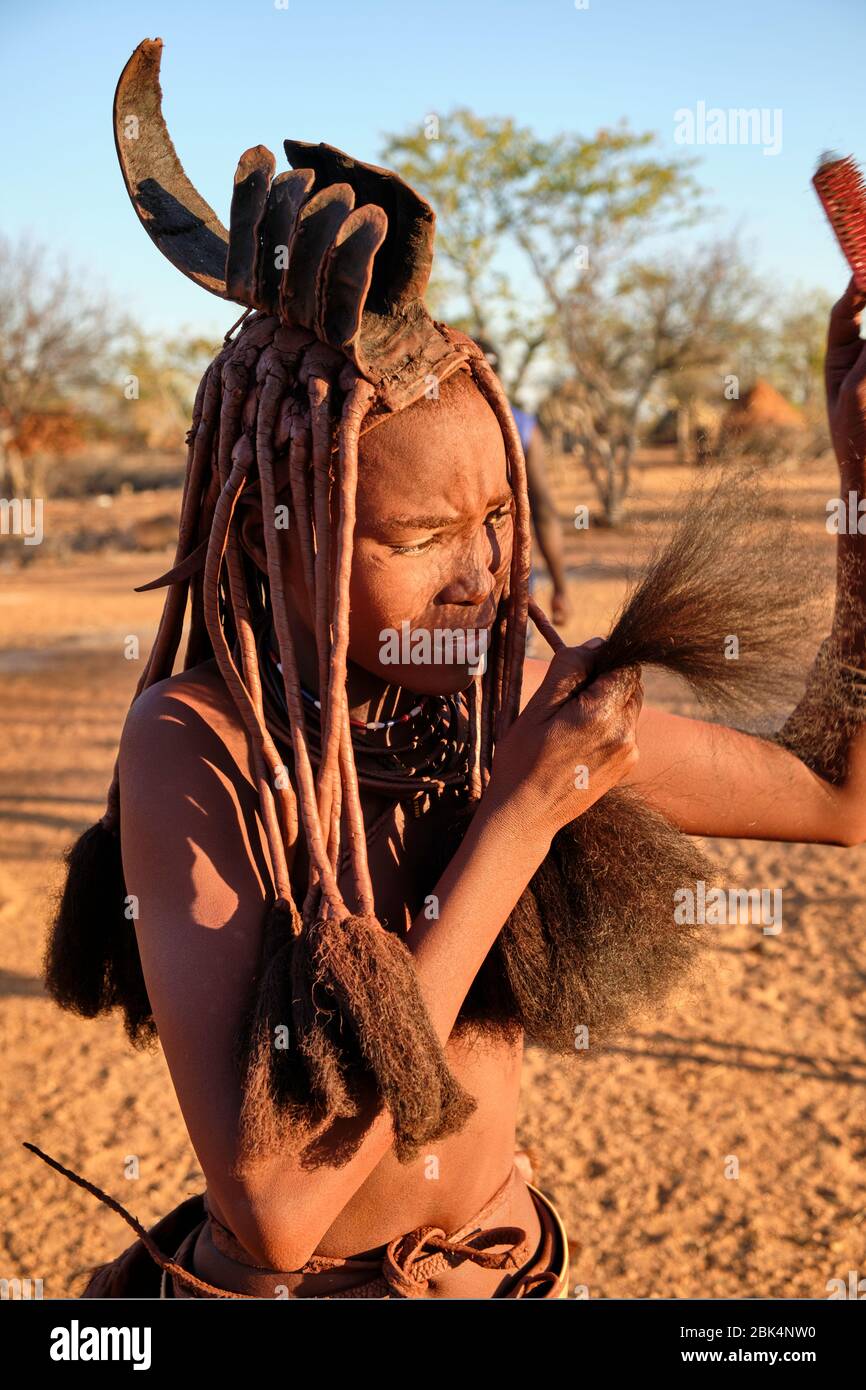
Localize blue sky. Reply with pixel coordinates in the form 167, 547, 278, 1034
2, 0, 865, 340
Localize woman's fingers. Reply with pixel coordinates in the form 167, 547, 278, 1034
538, 638, 606, 708
828, 276, 866, 344
826, 277, 866, 398
537, 647, 644, 738
578, 663, 642, 721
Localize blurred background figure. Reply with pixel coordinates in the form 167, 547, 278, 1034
473, 338, 572, 628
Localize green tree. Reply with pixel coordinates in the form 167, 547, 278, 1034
383, 112, 700, 384
381, 112, 766, 522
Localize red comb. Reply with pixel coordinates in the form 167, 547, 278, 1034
812, 153, 866, 293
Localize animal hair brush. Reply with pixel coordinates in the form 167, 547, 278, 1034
812, 152, 866, 292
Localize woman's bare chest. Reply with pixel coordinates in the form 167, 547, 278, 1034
352, 796, 436, 930
290, 792, 456, 931
283, 791, 528, 1256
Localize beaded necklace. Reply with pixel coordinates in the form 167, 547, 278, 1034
293, 677, 427, 732
255, 620, 471, 817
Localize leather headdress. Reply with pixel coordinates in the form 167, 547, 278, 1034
113, 38, 475, 421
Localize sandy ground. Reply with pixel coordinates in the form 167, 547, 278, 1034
2, 453, 864, 1298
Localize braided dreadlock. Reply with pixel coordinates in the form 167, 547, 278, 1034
42, 38, 842, 1181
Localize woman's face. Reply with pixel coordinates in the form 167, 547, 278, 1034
243, 367, 514, 695
346, 369, 513, 694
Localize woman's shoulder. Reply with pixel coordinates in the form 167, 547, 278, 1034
117, 659, 271, 896
124, 657, 237, 722
119, 659, 254, 794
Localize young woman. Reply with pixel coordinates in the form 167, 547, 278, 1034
31, 40, 866, 1300
113, 356, 643, 1298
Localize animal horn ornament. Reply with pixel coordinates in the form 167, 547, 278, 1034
113, 37, 469, 408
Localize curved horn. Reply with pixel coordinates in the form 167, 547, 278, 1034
113, 38, 230, 298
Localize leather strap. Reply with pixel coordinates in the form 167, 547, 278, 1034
168, 1162, 554, 1299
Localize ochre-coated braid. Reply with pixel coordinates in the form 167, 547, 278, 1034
100, 348, 229, 829
213, 333, 299, 900
468, 673, 483, 801
467, 354, 533, 739
247, 352, 301, 861
306, 359, 343, 911
480, 600, 507, 786
327, 371, 378, 916
279, 377, 371, 914
244, 357, 348, 919
202, 446, 295, 907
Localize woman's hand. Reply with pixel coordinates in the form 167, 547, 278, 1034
826, 275, 866, 473
485, 638, 643, 843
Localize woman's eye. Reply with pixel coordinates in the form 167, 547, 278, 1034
389, 536, 437, 556
388, 505, 511, 556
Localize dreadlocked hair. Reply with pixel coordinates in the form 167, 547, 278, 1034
44, 311, 834, 1172
43, 311, 536, 1171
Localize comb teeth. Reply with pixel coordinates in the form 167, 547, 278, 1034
813, 154, 866, 292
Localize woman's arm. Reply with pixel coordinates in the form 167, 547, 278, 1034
517, 659, 866, 845
119, 645, 640, 1270
523, 278, 866, 848
622, 705, 866, 845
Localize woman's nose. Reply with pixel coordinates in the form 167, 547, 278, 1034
436, 569, 496, 606
435, 527, 502, 608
